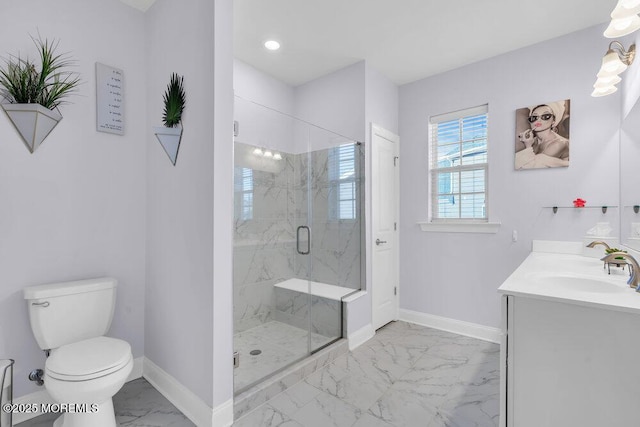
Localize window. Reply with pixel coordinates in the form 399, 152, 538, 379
234, 166, 253, 220
429, 105, 488, 221
328, 143, 358, 220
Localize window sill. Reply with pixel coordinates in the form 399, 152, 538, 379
417, 221, 501, 234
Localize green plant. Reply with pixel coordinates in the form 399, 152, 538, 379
604, 248, 627, 259
605, 247, 627, 260
162, 73, 186, 128
605, 248, 627, 254
0, 36, 81, 110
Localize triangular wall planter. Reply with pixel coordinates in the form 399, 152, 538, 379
153, 126, 183, 166
2, 104, 62, 153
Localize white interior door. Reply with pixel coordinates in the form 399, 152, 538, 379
371, 124, 399, 330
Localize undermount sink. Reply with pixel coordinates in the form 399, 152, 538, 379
533, 274, 628, 294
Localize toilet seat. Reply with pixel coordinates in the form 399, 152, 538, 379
46, 336, 132, 381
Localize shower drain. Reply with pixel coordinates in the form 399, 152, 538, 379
249, 349, 262, 356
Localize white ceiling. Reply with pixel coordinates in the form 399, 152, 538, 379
234, 0, 615, 86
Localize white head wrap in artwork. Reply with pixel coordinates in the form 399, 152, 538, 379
529, 101, 566, 127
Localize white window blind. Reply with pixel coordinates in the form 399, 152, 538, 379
429, 105, 488, 221
328, 143, 357, 220
234, 166, 253, 220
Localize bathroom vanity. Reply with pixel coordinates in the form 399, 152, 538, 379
498, 242, 640, 427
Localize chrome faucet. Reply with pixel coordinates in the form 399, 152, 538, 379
586, 241, 611, 250
602, 252, 640, 290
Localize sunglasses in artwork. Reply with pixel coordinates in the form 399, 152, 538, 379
527, 113, 554, 123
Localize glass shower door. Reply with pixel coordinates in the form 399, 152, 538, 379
233, 96, 314, 393
305, 126, 362, 354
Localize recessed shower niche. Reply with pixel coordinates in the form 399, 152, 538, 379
232, 96, 365, 393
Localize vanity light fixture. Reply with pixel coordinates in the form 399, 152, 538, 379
591, 41, 636, 97
264, 40, 280, 51
252, 146, 282, 160
605, 0, 640, 38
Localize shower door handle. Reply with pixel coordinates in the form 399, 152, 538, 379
296, 226, 310, 255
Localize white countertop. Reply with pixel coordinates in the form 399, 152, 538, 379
498, 247, 640, 314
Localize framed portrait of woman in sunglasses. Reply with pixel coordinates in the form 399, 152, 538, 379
514, 99, 570, 170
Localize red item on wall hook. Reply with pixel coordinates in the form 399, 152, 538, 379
573, 198, 586, 208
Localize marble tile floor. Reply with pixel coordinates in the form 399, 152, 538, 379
234, 321, 336, 392
16, 378, 195, 427
17, 321, 499, 427
232, 321, 500, 427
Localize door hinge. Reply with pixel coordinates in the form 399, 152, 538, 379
394, 287, 397, 296
394, 222, 397, 231
233, 121, 239, 137
394, 156, 399, 166
233, 351, 239, 368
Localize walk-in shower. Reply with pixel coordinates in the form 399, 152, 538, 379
233, 96, 364, 394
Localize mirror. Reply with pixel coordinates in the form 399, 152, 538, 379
621, 93, 640, 251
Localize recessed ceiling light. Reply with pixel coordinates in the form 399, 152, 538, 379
264, 40, 280, 51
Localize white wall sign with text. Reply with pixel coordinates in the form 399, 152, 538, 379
96, 63, 124, 135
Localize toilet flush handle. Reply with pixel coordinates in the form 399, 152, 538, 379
31, 301, 50, 307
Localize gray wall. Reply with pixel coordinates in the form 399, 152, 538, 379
295, 61, 366, 143
399, 23, 623, 329
0, 0, 147, 398
2, 0, 234, 409
145, 0, 215, 406
145, 0, 234, 408
145, 0, 233, 408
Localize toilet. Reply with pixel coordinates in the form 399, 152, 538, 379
24, 278, 133, 427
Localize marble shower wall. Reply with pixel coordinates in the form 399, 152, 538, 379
293, 146, 365, 290
234, 144, 297, 333
273, 286, 343, 341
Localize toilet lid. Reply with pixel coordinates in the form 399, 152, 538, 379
46, 336, 132, 381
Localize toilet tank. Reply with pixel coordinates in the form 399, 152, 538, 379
23, 277, 117, 350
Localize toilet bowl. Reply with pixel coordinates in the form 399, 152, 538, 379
23, 278, 132, 427
45, 337, 133, 427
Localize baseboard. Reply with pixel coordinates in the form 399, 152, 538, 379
212, 398, 234, 427
347, 323, 375, 350
399, 309, 501, 344
142, 357, 214, 427
10, 356, 144, 425
127, 356, 144, 382
11, 389, 56, 425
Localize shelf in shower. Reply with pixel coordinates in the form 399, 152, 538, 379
274, 278, 357, 301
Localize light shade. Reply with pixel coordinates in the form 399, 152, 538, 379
611, 0, 640, 19
599, 49, 629, 75
604, 14, 640, 38
591, 85, 618, 97
594, 74, 622, 88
